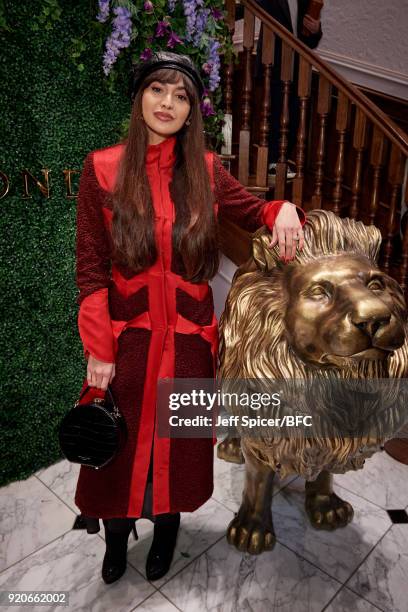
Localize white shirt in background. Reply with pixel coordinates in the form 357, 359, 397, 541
287, 0, 299, 35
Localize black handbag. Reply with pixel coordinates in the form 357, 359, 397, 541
59, 384, 127, 469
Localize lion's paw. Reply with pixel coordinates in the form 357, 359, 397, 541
226, 511, 276, 554
305, 492, 354, 530
217, 436, 244, 464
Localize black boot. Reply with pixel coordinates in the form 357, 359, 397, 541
102, 518, 138, 584
146, 512, 180, 581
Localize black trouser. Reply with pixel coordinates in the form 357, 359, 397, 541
103, 445, 178, 532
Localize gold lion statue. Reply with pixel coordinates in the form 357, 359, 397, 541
218, 210, 408, 555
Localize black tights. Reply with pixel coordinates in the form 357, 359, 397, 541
103, 517, 136, 533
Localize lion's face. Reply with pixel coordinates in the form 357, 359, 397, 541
284, 253, 406, 367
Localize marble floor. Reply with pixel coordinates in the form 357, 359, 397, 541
1, 448, 407, 612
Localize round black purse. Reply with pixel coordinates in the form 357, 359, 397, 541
59, 385, 127, 469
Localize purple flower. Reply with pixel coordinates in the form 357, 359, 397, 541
168, 0, 177, 11
155, 19, 170, 37
140, 48, 153, 61
192, 7, 210, 45
207, 39, 221, 91
200, 97, 215, 117
144, 0, 154, 13
202, 62, 212, 75
102, 6, 132, 75
167, 31, 183, 48
210, 7, 223, 20
182, 0, 204, 41
97, 0, 110, 23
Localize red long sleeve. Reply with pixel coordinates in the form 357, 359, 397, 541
77, 289, 115, 363
212, 153, 305, 231
76, 153, 115, 363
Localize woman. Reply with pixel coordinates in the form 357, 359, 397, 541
74, 51, 305, 585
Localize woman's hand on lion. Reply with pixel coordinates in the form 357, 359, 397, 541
270, 201, 304, 261
87, 354, 116, 390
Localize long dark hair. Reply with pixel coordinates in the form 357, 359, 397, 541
111, 68, 219, 283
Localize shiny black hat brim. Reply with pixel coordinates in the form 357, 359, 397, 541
130, 58, 205, 102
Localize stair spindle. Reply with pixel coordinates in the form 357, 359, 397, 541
349, 108, 368, 219
368, 127, 386, 225
311, 75, 331, 208
292, 57, 312, 206
275, 41, 294, 199
400, 176, 408, 291
221, 0, 236, 164
383, 145, 404, 272
256, 25, 275, 187
238, 8, 255, 185
332, 91, 349, 215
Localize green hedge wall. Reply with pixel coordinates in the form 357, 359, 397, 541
0, 1, 130, 486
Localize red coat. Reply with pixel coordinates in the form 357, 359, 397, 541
74, 135, 302, 519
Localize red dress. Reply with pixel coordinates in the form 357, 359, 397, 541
74, 135, 304, 519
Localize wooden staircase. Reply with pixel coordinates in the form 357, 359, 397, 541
217, 0, 408, 298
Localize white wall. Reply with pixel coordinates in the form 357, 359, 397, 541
317, 0, 408, 100
209, 254, 237, 321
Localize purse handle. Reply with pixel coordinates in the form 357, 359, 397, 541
77, 384, 116, 407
